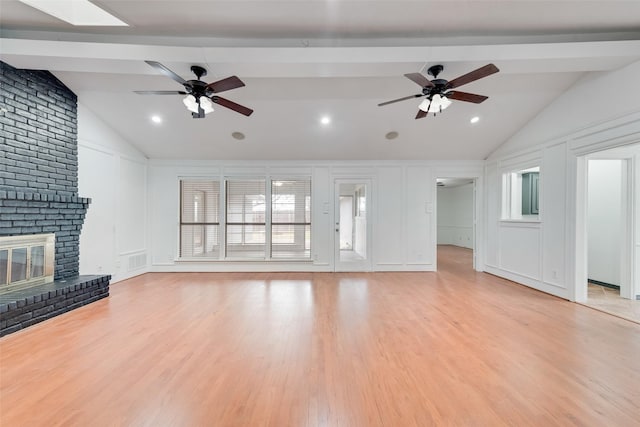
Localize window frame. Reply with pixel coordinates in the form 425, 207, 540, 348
501, 165, 541, 222
177, 175, 312, 262
270, 178, 312, 260
179, 179, 222, 259
224, 178, 268, 259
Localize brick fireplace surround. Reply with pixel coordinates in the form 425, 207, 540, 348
0, 61, 110, 336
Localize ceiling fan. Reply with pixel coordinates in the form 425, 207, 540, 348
378, 63, 499, 119
135, 61, 253, 119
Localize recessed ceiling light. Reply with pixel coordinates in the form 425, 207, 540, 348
320, 116, 331, 125
385, 131, 399, 140
232, 132, 245, 140
151, 115, 162, 124
470, 116, 480, 124
18, 0, 128, 26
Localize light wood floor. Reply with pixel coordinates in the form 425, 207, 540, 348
1, 245, 639, 426
584, 283, 640, 324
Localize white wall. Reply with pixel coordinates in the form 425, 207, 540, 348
485, 58, 640, 300
636, 151, 640, 300
490, 59, 640, 159
636, 152, 640, 300
146, 160, 484, 273
437, 183, 474, 249
587, 160, 623, 286
77, 103, 148, 282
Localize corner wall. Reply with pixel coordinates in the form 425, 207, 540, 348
485, 59, 640, 300
77, 104, 148, 283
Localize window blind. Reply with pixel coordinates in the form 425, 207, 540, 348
271, 180, 311, 259
180, 180, 220, 258
225, 179, 266, 258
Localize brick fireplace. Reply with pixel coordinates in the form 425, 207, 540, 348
0, 61, 110, 336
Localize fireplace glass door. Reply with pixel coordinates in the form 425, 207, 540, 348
31, 246, 45, 278
11, 247, 28, 283
0, 234, 55, 292
0, 250, 7, 286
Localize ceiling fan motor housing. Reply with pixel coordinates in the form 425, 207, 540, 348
185, 80, 212, 98
427, 64, 444, 78
190, 65, 207, 80
423, 79, 448, 96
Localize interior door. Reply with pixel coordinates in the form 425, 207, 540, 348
334, 180, 372, 271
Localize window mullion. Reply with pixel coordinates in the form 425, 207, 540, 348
219, 179, 225, 260
266, 177, 272, 259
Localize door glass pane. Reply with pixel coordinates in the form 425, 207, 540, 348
339, 196, 353, 250
339, 184, 367, 262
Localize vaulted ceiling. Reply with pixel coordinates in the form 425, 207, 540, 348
2, 1, 640, 160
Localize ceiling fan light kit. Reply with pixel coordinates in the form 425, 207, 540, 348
199, 96, 215, 114
379, 63, 499, 120
419, 94, 452, 114
182, 94, 199, 113
136, 61, 253, 119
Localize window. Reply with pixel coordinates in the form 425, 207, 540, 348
180, 180, 220, 258
502, 166, 540, 220
225, 179, 266, 258
179, 177, 312, 261
271, 180, 311, 259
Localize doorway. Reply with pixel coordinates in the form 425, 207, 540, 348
436, 177, 476, 270
576, 144, 639, 323
334, 180, 372, 271
584, 157, 639, 321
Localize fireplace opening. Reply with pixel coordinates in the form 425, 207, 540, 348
0, 234, 55, 293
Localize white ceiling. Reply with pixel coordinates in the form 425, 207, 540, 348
1, 1, 640, 160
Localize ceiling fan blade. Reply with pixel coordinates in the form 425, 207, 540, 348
378, 94, 422, 107
134, 90, 187, 95
446, 91, 488, 104
415, 110, 428, 120
446, 63, 499, 89
206, 76, 245, 93
404, 73, 435, 88
145, 60, 187, 85
211, 96, 254, 116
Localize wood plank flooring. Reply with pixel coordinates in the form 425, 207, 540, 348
584, 283, 640, 324
1, 245, 639, 426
